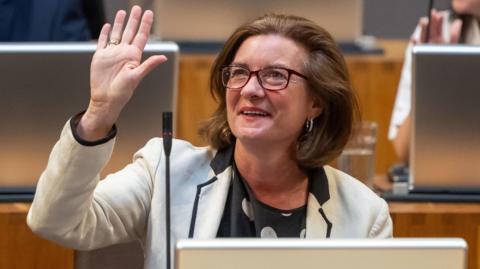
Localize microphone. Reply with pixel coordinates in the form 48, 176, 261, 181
162, 112, 172, 269
163, 112, 172, 156
425, 0, 434, 43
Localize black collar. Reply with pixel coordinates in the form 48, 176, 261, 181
209, 145, 235, 175
208, 143, 330, 205
309, 168, 330, 205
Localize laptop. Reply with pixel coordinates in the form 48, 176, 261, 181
410, 45, 480, 194
0, 42, 178, 200
175, 238, 467, 269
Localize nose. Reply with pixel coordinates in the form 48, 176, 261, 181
240, 73, 265, 99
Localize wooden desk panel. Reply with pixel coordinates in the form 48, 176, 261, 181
346, 57, 402, 173
0, 203, 73, 269
390, 203, 480, 269
3, 202, 480, 269
176, 54, 218, 146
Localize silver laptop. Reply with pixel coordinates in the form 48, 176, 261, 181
410, 45, 480, 193
176, 238, 467, 269
0, 42, 178, 192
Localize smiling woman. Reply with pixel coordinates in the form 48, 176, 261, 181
228, 35, 314, 144
201, 15, 359, 169
27, 8, 393, 269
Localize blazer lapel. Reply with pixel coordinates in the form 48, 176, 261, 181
188, 145, 234, 238
190, 168, 232, 239
306, 167, 332, 238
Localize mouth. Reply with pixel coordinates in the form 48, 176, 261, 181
240, 109, 270, 117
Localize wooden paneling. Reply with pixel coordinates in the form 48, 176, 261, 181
346, 56, 403, 173
390, 202, 480, 269
4, 202, 480, 269
176, 54, 218, 146
0, 203, 73, 269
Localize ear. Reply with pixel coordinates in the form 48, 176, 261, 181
308, 100, 323, 119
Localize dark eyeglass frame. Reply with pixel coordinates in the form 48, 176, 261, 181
221, 65, 308, 91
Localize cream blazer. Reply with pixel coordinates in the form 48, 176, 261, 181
28, 120, 393, 269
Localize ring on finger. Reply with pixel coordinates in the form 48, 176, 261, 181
108, 39, 120, 46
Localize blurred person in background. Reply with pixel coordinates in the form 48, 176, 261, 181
0, 0, 105, 41
389, 0, 480, 163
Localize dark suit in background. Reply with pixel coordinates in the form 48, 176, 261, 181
0, 0, 105, 41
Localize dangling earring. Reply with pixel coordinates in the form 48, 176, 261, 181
305, 118, 314, 133
222, 125, 232, 139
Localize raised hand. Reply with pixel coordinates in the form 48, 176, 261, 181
415, 9, 462, 44
78, 6, 167, 141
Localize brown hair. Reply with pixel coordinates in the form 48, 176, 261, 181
199, 13, 359, 169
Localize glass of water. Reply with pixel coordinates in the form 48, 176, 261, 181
337, 121, 377, 188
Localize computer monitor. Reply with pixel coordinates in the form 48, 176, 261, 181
176, 238, 467, 269
410, 45, 480, 193
0, 42, 178, 193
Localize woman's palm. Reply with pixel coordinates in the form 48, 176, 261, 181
91, 44, 143, 110
82, 6, 166, 131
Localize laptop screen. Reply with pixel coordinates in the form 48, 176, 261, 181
0, 42, 178, 190
176, 238, 467, 269
411, 45, 480, 193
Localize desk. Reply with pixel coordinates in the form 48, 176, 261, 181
2, 201, 480, 269
375, 175, 480, 269
0, 203, 73, 269
390, 202, 480, 269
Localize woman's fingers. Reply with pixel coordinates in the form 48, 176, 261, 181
132, 10, 154, 50
97, 23, 111, 50
418, 17, 428, 43
134, 55, 168, 81
110, 10, 127, 44
418, 10, 450, 44
106, 6, 154, 48
122, 6, 142, 44
431, 10, 443, 42
450, 19, 463, 44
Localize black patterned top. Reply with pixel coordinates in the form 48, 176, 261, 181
217, 162, 307, 238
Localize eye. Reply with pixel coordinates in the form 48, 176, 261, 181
261, 68, 288, 84
222, 66, 250, 88
229, 67, 249, 78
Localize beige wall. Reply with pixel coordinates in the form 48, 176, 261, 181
103, 0, 155, 21
152, 0, 362, 41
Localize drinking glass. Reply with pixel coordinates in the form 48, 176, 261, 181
337, 121, 377, 188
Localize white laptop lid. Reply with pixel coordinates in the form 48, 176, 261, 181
410, 45, 480, 193
176, 238, 467, 269
0, 42, 178, 190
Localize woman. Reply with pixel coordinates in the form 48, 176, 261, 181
389, 0, 480, 163
27, 6, 392, 269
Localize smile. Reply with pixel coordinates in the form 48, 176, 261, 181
241, 110, 269, 117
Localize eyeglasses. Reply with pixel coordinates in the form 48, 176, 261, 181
221, 65, 308, 91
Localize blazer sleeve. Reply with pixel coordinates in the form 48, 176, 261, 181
368, 200, 393, 238
27, 120, 161, 250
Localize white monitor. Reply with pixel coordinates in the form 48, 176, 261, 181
0, 42, 178, 192
176, 238, 467, 269
410, 45, 480, 193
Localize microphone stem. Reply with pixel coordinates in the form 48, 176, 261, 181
162, 111, 172, 269
165, 155, 171, 269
